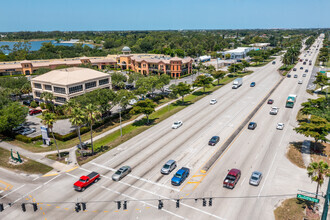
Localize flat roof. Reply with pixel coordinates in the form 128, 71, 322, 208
32, 67, 109, 86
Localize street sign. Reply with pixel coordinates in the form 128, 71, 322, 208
297, 194, 319, 203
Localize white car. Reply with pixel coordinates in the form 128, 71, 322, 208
172, 121, 183, 129
21, 128, 36, 135
276, 123, 284, 130
128, 99, 137, 105
298, 80, 303, 84
210, 99, 217, 105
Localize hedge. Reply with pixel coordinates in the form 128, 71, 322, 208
15, 134, 42, 143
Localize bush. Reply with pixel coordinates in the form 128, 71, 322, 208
30, 101, 38, 108
15, 134, 42, 143
40, 102, 46, 109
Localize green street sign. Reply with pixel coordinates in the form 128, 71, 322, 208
297, 194, 319, 203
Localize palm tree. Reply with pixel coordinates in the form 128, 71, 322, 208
85, 104, 101, 155
42, 112, 61, 159
41, 92, 55, 112
307, 160, 330, 199
65, 99, 78, 116
69, 107, 86, 154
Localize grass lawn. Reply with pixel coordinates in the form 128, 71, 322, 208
286, 143, 305, 169
274, 198, 318, 220
0, 147, 52, 174
311, 142, 330, 165
46, 151, 70, 164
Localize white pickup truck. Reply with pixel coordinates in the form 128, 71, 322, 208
270, 107, 279, 115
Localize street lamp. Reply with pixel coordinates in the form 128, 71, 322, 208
119, 96, 126, 137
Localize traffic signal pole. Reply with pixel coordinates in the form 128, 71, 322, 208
321, 178, 330, 220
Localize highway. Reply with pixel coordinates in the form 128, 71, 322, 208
1, 36, 326, 220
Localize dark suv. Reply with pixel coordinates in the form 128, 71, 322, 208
248, 122, 257, 130
208, 136, 220, 146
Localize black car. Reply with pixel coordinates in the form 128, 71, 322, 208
208, 136, 220, 146
287, 74, 291, 78
248, 122, 257, 130
300, 67, 303, 70
293, 68, 297, 71
305, 69, 308, 72
23, 100, 32, 106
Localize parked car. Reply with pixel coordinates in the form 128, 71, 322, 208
223, 169, 241, 189
171, 167, 190, 186
74, 172, 100, 191
248, 122, 257, 130
29, 109, 42, 116
172, 121, 183, 129
161, 160, 177, 175
276, 123, 284, 130
250, 82, 256, 87
112, 166, 131, 181
210, 99, 217, 105
20, 128, 36, 136
208, 136, 220, 146
249, 171, 263, 186
267, 99, 274, 104
12, 125, 25, 132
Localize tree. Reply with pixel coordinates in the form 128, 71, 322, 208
171, 82, 191, 103
225, 54, 231, 60
85, 104, 101, 155
69, 107, 86, 154
307, 161, 330, 199
130, 99, 156, 124
95, 89, 116, 118
115, 90, 135, 110
212, 71, 226, 85
128, 72, 142, 86
313, 72, 329, 96
0, 102, 28, 133
228, 64, 243, 73
157, 74, 171, 93
193, 75, 213, 93
111, 72, 127, 90
300, 97, 330, 122
241, 60, 250, 72
42, 112, 61, 159
40, 92, 54, 111
294, 115, 330, 148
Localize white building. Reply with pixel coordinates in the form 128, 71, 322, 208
198, 55, 211, 62
221, 47, 254, 59
31, 67, 111, 105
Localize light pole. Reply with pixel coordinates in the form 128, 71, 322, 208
119, 96, 126, 137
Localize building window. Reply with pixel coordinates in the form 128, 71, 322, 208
85, 81, 96, 89
34, 83, 41, 89
35, 91, 41, 97
69, 85, 83, 94
55, 97, 66, 103
44, 84, 52, 91
54, 86, 66, 94
143, 64, 146, 68
99, 78, 109, 85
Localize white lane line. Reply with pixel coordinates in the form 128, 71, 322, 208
79, 167, 225, 220
32, 176, 40, 181
258, 151, 277, 197
0, 184, 26, 199
66, 173, 185, 219
240, 177, 246, 186
88, 162, 180, 192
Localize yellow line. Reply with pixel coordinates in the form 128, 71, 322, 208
93, 210, 98, 212
56, 206, 60, 208
0, 180, 13, 191
146, 207, 150, 209
187, 181, 200, 184
192, 174, 205, 177
135, 209, 140, 211
114, 210, 119, 212
104, 211, 109, 213
42, 173, 59, 177
64, 208, 69, 210
43, 212, 45, 215
29, 195, 32, 198
186, 193, 190, 196
124, 210, 128, 211
47, 204, 51, 206
65, 166, 79, 173
40, 207, 43, 210
25, 198, 29, 201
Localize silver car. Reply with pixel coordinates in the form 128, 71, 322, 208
161, 160, 177, 174
249, 171, 262, 186
112, 166, 131, 181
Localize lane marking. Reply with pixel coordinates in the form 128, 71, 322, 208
42, 173, 59, 177
65, 166, 79, 173
240, 177, 246, 186
0, 184, 25, 199
87, 163, 180, 192
0, 180, 13, 191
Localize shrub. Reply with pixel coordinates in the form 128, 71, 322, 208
40, 102, 46, 109
30, 101, 38, 108
15, 134, 42, 143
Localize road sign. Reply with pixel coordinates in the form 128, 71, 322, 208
297, 194, 319, 203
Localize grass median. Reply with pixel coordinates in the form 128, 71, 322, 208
0, 147, 52, 174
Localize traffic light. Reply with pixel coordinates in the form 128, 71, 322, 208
176, 200, 180, 208
158, 200, 163, 210
123, 201, 127, 210
203, 198, 206, 207
33, 203, 38, 212
21, 203, 26, 212
81, 203, 86, 211
209, 198, 212, 207
0, 203, 4, 212
117, 201, 121, 210
75, 203, 81, 212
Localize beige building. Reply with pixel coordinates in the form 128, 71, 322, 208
31, 67, 111, 105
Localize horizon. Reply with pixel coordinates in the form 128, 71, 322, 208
0, 0, 329, 32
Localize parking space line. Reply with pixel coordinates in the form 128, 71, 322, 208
87, 162, 180, 192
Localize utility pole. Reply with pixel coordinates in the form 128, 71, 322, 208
321, 178, 330, 220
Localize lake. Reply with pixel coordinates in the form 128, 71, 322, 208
0, 40, 94, 54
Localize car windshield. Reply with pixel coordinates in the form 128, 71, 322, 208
163, 164, 170, 169
211, 137, 217, 141
227, 175, 236, 181
115, 170, 122, 175
174, 173, 182, 178
174, 122, 179, 125
251, 176, 259, 181
79, 179, 86, 183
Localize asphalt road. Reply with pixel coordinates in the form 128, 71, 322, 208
1, 36, 327, 220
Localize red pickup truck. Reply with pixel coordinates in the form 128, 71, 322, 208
223, 169, 241, 189
74, 172, 100, 192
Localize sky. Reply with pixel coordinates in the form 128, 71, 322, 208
0, 0, 329, 32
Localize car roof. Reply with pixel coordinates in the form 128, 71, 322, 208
211, 136, 219, 139
119, 166, 130, 170
252, 171, 262, 176
228, 168, 240, 175
165, 160, 175, 165
249, 122, 256, 124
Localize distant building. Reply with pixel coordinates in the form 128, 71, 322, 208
198, 55, 211, 62
116, 46, 193, 78
221, 47, 254, 59
249, 43, 271, 50
31, 67, 111, 105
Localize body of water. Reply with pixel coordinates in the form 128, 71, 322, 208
0, 40, 94, 54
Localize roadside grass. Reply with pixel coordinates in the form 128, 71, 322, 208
310, 142, 330, 165
286, 142, 305, 169
0, 147, 52, 174
274, 198, 316, 220
46, 151, 69, 164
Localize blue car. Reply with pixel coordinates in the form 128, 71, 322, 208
171, 167, 190, 186
250, 82, 256, 87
